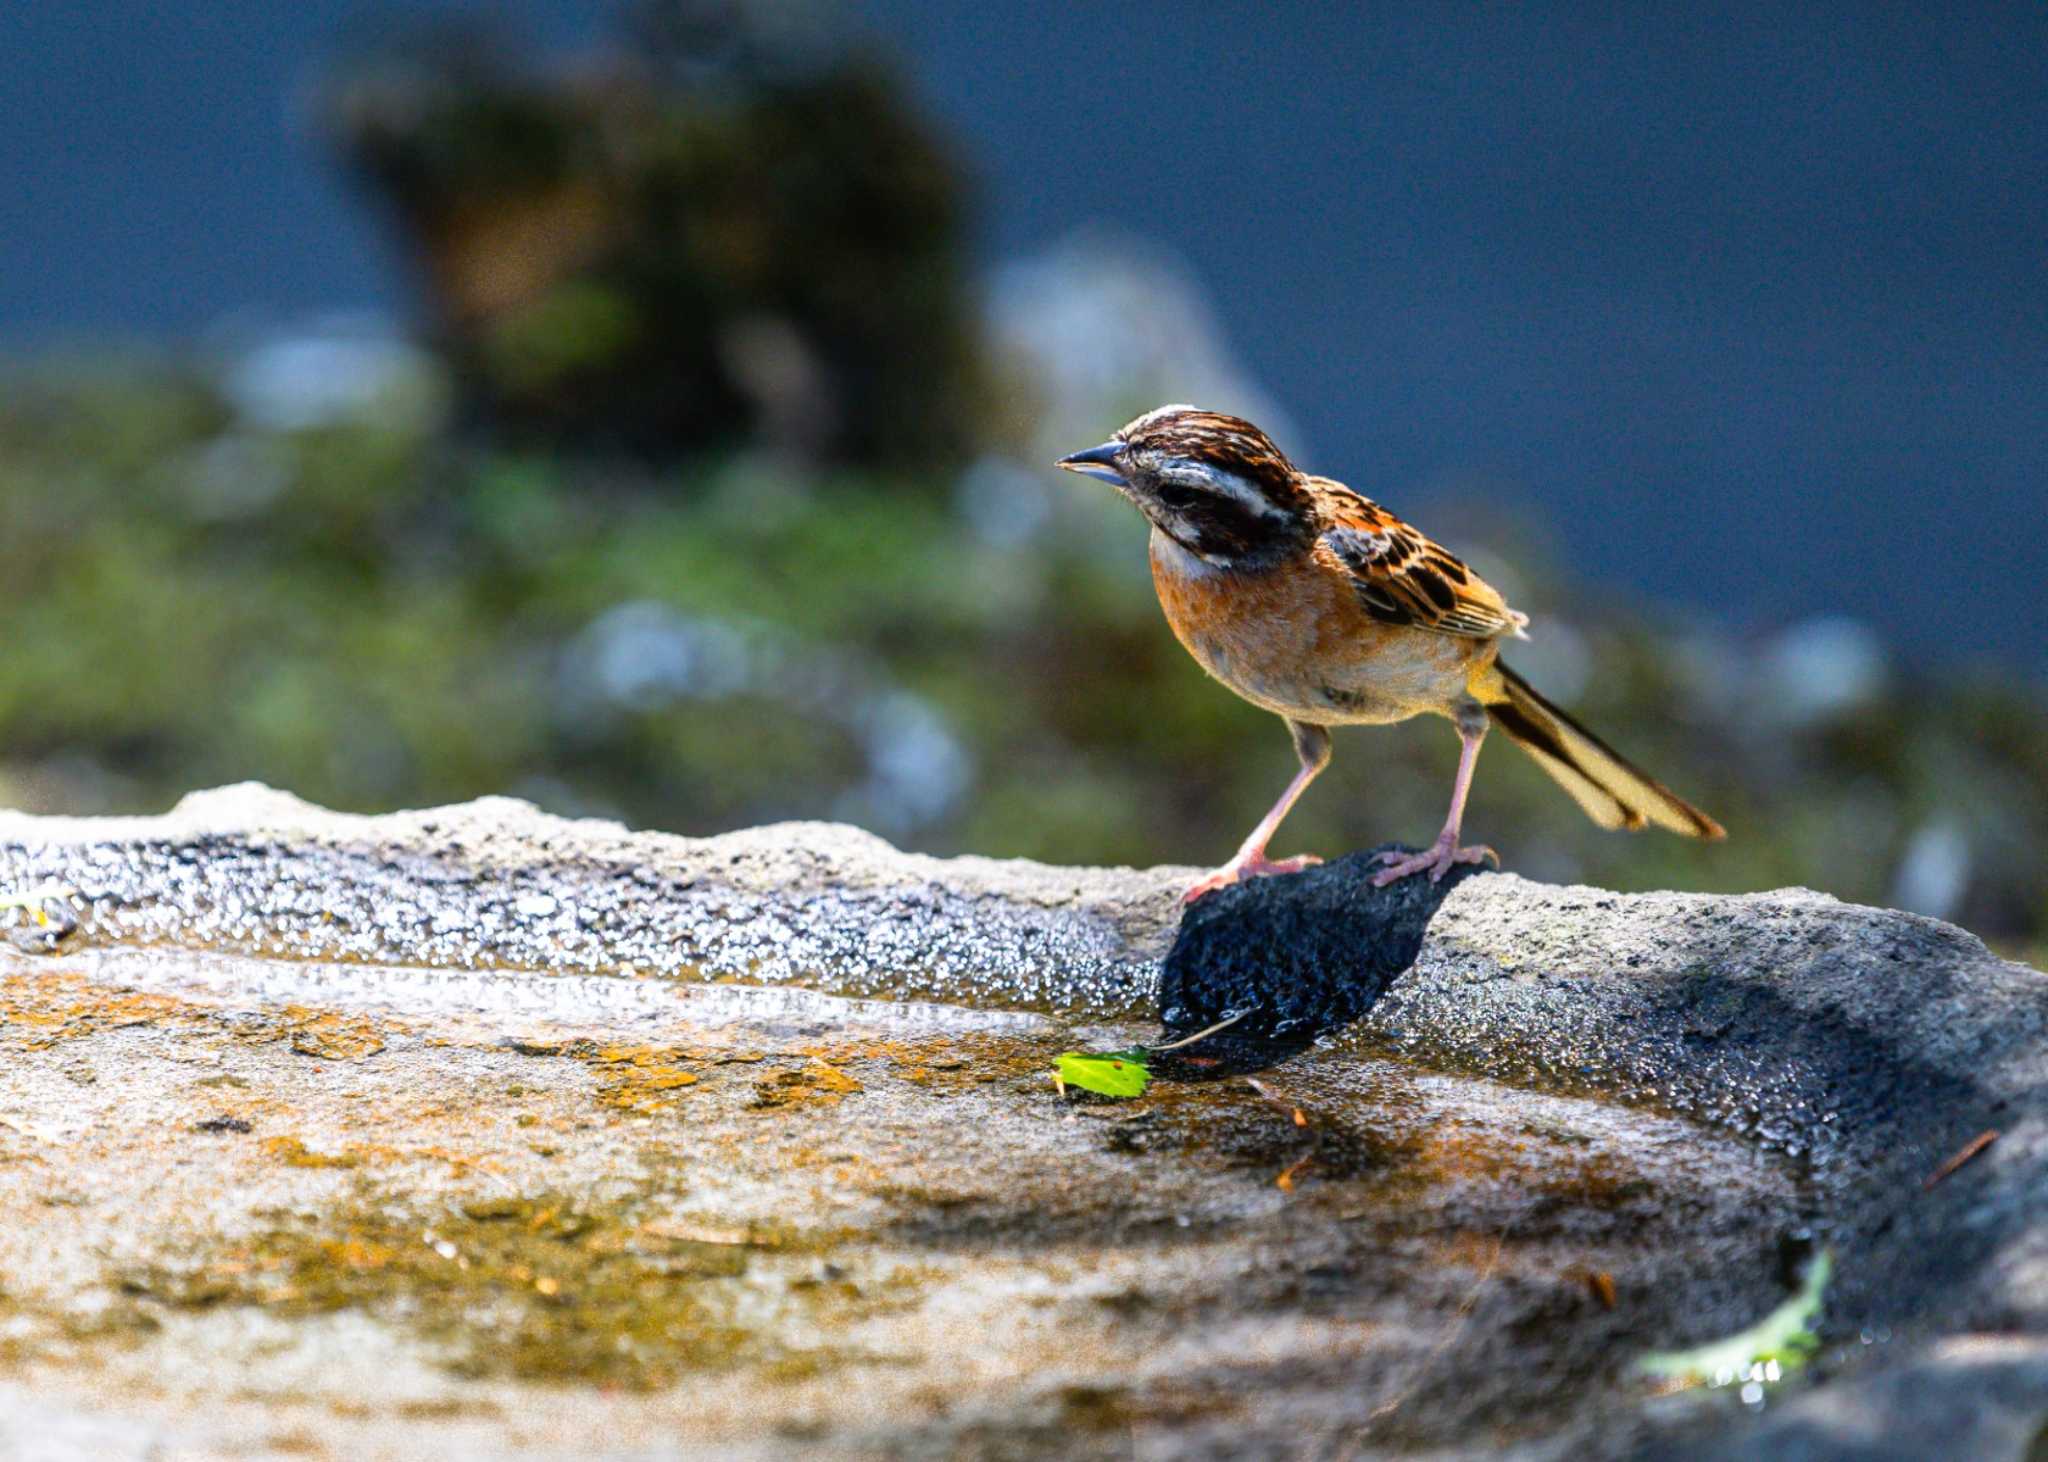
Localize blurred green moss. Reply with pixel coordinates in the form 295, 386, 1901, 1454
1, 356, 2044, 953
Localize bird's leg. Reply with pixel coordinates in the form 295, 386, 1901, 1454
1373, 704, 1500, 886
1184, 721, 1332, 904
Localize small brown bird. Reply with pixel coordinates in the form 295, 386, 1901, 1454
1058, 406, 1723, 902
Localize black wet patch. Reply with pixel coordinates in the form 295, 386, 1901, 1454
1152, 845, 1486, 1076
191, 1116, 253, 1134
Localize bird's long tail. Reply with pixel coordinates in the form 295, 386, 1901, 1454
1480, 661, 1725, 839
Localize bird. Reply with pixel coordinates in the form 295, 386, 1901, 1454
1056, 405, 1724, 903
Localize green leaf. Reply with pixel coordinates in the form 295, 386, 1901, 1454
0, 885, 74, 922
1637, 1249, 1832, 1385
1054, 1049, 1151, 1099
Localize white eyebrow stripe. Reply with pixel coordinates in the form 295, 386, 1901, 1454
1172, 460, 1290, 520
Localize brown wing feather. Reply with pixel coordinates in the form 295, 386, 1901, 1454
1304, 476, 1528, 641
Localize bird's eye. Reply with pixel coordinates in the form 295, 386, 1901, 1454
1156, 480, 1198, 508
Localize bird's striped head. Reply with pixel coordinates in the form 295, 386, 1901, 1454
1056, 406, 1313, 565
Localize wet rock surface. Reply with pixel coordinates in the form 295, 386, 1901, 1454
0, 784, 2044, 1460
1155, 846, 1486, 1076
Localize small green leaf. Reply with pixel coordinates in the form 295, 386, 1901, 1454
0, 885, 74, 924
1054, 1049, 1151, 1099
1637, 1249, 1832, 1385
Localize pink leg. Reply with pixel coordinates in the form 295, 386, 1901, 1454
1372, 712, 1500, 887
1185, 722, 1331, 904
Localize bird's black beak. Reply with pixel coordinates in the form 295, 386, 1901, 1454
1056, 441, 1127, 487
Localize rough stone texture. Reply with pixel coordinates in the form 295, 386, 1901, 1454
0, 783, 1182, 1010
0, 784, 2044, 1459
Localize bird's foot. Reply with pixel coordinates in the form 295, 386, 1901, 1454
1370, 838, 1497, 888
1183, 851, 1324, 905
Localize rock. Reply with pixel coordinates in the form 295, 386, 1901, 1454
0, 785, 2044, 1459
1155, 845, 1485, 1074
1, 781, 1179, 1009
1692, 1336, 2048, 1460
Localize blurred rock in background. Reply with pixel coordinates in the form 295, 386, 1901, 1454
324, 0, 985, 470
982, 228, 1300, 472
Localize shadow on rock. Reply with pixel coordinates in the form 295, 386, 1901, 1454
1153, 844, 1485, 1080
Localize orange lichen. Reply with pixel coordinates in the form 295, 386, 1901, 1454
0, 972, 199, 1050
284, 1009, 386, 1061
262, 1136, 360, 1170
749, 1061, 863, 1111
575, 1043, 704, 1115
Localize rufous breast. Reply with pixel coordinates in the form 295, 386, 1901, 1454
1149, 528, 1493, 726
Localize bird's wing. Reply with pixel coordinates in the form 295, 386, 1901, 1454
1307, 477, 1528, 640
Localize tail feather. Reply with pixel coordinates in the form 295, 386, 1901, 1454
1483, 662, 1725, 840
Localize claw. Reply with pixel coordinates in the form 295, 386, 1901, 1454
1183, 851, 1323, 904
1369, 840, 1497, 888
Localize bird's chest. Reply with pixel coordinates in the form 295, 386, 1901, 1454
1149, 531, 1476, 724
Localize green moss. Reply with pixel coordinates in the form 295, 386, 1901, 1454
484, 282, 643, 393
2, 352, 2045, 947
85, 1186, 913, 1392
108, 1191, 746, 1387
1055, 1383, 1140, 1431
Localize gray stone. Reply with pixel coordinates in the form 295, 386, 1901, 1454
0, 783, 2042, 1459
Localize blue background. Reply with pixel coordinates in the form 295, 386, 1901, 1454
4, 2, 2043, 673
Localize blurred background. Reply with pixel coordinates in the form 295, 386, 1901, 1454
2, 1, 2044, 956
